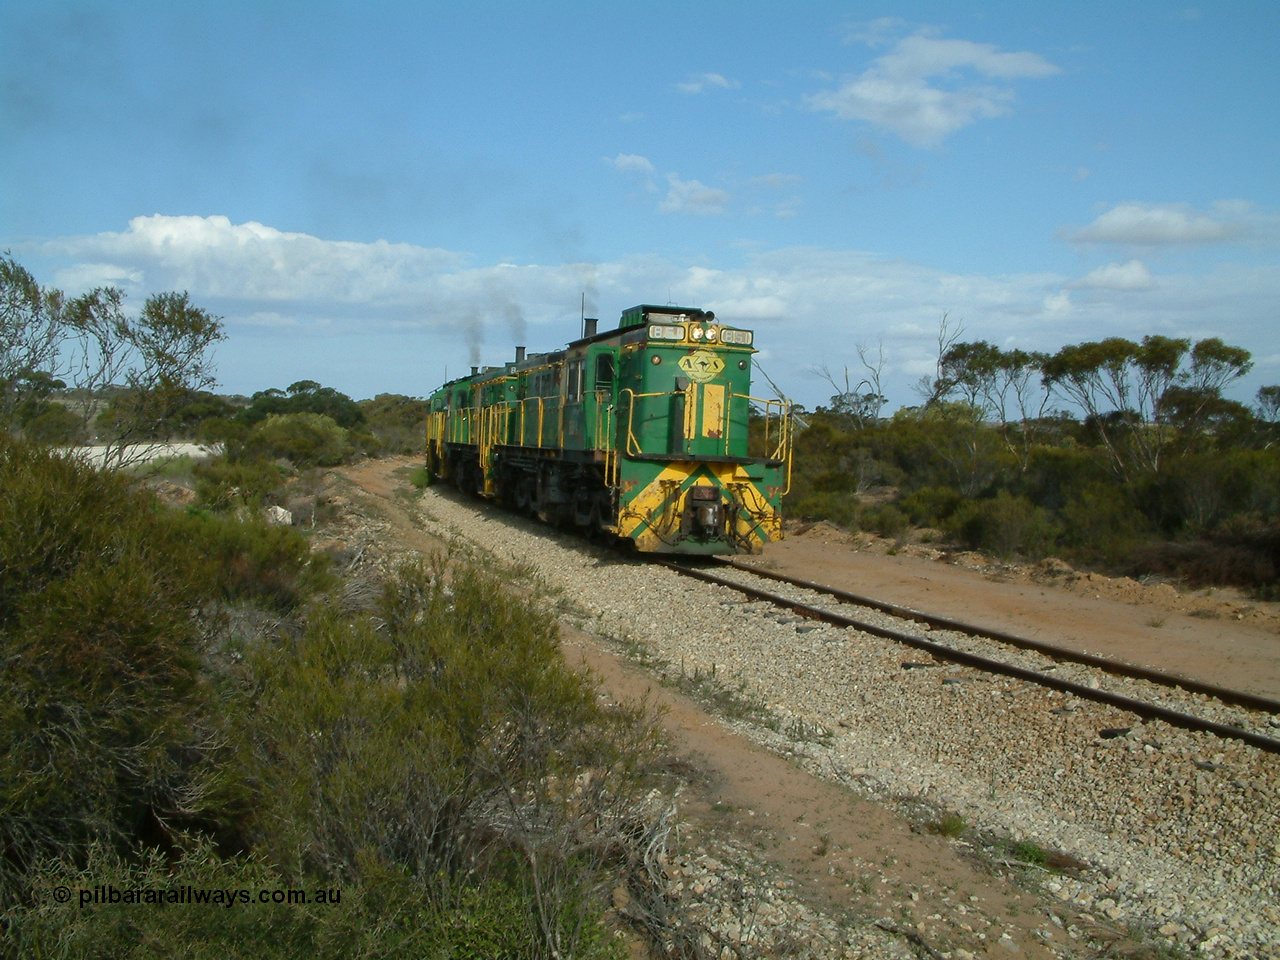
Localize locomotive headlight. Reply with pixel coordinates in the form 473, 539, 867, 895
704, 328, 718, 341
690, 327, 704, 340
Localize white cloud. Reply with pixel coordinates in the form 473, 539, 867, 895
1065, 201, 1250, 245
607, 153, 655, 175
241, 310, 304, 328
676, 72, 739, 94
54, 261, 145, 289
843, 17, 908, 48
658, 175, 730, 215
746, 173, 803, 189
1043, 291, 1072, 315
25, 215, 1280, 408
42, 214, 466, 304
807, 31, 1059, 147
773, 197, 802, 219
607, 153, 659, 195
1070, 260, 1154, 291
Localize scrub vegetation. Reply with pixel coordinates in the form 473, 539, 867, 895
791, 327, 1279, 597
2, 254, 427, 472
0, 436, 662, 958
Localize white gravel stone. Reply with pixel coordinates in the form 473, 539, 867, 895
412, 487, 1280, 958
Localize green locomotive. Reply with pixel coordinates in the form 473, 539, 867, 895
425, 305, 792, 554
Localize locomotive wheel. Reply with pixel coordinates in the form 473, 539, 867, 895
586, 497, 607, 540
514, 475, 533, 512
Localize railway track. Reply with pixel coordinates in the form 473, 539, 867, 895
400, 478, 1280, 956
657, 557, 1280, 755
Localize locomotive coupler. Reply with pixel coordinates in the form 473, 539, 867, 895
681, 484, 726, 539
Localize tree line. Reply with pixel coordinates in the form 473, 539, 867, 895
2, 253, 431, 470
794, 322, 1279, 595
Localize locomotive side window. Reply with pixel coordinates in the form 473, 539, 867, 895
595, 354, 615, 385
567, 359, 586, 401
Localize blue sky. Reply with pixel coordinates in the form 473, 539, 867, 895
3, 1, 1277, 408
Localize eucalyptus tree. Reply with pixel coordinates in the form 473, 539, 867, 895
934, 341, 1052, 473
64, 288, 225, 468
1041, 335, 1252, 480
0, 255, 225, 468
0, 255, 65, 427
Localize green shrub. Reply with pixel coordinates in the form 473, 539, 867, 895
22, 401, 86, 444
359, 393, 428, 455
0, 438, 218, 900
237, 382, 365, 430
194, 456, 284, 510
197, 415, 250, 460
900, 485, 963, 527
1058, 483, 1151, 567
174, 511, 331, 610
929, 813, 966, 838
5, 839, 576, 960
246, 413, 352, 467
1009, 840, 1049, 867
788, 491, 861, 529
1132, 512, 1280, 598
2, 436, 650, 957
227, 559, 652, 957
861, 502, 909, 538
946, 491, 1056, 558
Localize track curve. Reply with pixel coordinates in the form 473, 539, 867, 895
658, 558, 1280, 755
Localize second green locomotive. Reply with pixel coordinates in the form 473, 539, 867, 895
425, 304, 791, 554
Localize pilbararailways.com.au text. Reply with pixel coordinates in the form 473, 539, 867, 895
56, 885, 342, 908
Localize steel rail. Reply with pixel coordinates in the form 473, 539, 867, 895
719, 558, 1280, 716
657, 559, 1280, 755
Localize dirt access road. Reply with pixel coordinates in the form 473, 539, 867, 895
335, 457, 1279, 959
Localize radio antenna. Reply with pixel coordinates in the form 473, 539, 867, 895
580, 292, 585, 339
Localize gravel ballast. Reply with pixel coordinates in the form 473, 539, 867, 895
412, 486, 1280, 958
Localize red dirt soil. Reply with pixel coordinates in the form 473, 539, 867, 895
744, 523, 1280, 703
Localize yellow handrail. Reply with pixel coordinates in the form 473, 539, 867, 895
619, 388, 674, 457
435, 386, 792, 496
